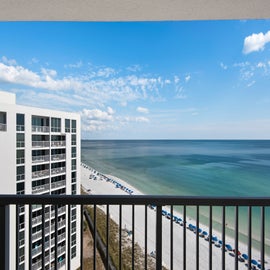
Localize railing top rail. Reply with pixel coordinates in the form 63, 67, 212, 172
0, 194, 270, 206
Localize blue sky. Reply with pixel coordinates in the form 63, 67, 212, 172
0, 20, 270, 139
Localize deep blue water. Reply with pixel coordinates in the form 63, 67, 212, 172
81, 140, 270, 249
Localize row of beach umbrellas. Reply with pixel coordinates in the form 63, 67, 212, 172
149, 205, 263, 269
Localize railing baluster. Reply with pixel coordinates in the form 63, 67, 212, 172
156, 205, 162, 270
196, 205, 199, 270
93, 205, 97, 269
145, 205, 148, 270
67, 204, 71, 270
222, 206, 225, 270
119, 204, 122, 270
132, 204, 135, 270
261, 206, 265, 270
81, 205, 84, 270
235, 206, 239, 270
42, 205, 45, 270
183, 205, 186, 270
29, 205, 32, 270
16, 205, 19, 270
106, 204, 109, 269
55, 205, 58, 270
170, 205, 174, 270
209, 206, 212, 270
248, 206, 252, 270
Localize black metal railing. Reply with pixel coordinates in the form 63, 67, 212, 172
0, 195, 269, 270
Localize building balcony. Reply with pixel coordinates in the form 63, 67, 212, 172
51, 180, 66, 190
32, 183, 50, 194
51, 154, 66, 162
51, 141, 66, 148
32, 125, 50, 133
1, 194, 269, 270
32, 141, 50, 148
51, 167, 66, 176
32, 169, 50, 179
32, 155, 50, 163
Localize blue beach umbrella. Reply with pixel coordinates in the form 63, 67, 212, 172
242, 254, 248, 260
251, 259, 258, 266
212, 236, 218, 242
202, 231, 208, 236
218, 240, 223, 245
225, 244, 233, 251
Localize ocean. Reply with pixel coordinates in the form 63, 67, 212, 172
81, 140, 270, 252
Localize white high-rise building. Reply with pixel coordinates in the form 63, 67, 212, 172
0, 90, 81, 270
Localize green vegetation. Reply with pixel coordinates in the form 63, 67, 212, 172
86, 205, 159, 270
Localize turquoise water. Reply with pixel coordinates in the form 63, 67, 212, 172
81, 140, 270, 252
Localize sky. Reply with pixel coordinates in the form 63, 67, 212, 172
0, 20, 270, 139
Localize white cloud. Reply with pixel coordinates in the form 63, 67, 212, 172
126, 65, 141, 72
247, 80, 256, 87
175, 86, 186, 99
185, 75, 191, 82
64, 61, 83, 69
2, 56, 17, 66
174, 75, 180, 84
135, 116, 149, 123
41, 68, 57, 77
29, 58, 39, 64
243, 30, 270, 54
220, 62, 228, 70
257, 62, 266, 68
137, 106, 149, 114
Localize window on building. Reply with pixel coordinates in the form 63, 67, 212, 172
71, 134, 76, 145
71, 246, 76, 259
72, 159, 76, 171
0, 111, 7, 131
16, 133, 25, 148
71, 234, 76, 246
17, 166, 25, 181
71, 221, 76, 234
19, 231, 25, 247
71, 184, 76, 195
71, 120, 76, 133
71, 147, 76, 158
51, 117, 61, 132
18, 247, 25, 264
32, 116, 49, 132
71, 172, 76, 183
17, 149, 25, 164
16, 114, 25, 131
71, 208, 76, 221
17, 182, 25, 194
65, 119, 70, 132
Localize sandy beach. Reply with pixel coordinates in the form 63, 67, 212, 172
81, 163, 268, 270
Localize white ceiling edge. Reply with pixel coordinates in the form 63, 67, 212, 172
0, 0, 270, 21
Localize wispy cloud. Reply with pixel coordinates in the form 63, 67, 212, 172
64, 61, 83, 69
220, 62, 228, 70
1, 56, 17, 66
243, 30, 270, 54
137, 106, 149, 114
0, 58, 186, 108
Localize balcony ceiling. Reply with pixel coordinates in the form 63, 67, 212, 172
0, 0, 270, 21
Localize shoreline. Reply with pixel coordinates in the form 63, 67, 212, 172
81, 162, 268, 269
